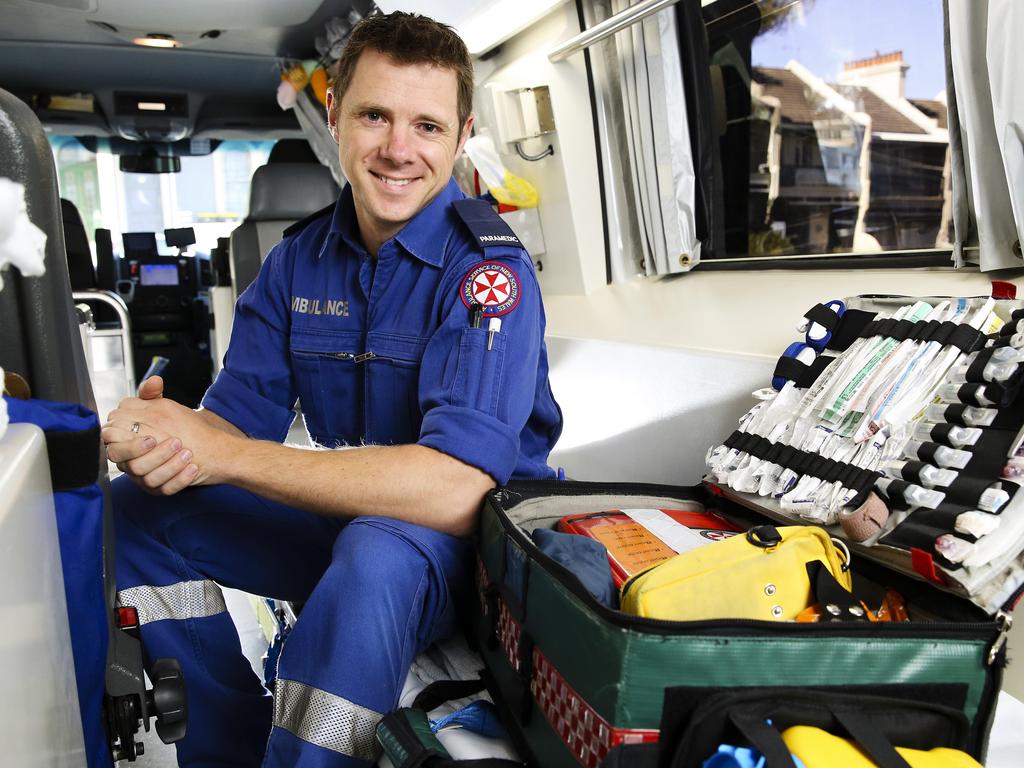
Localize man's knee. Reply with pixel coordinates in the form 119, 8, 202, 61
331, 518, 435, 589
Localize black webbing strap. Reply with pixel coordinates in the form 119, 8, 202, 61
773, 355, 811, 386
930, 320, 958, 347
926, 423, 959, 446
960, 424, 1018, 478
899, 461, 928, 483
948, 324, 988, 354
911, 319, 942, 342
828, 309, 876, 351
916, 441, 970, 466
855, 318, 985, 353
944, 475, 1004, 508
938, 403, 1023, 430
956, 382, 1006, 407
966, 348, 997, 381
796, 355, 836, 389
891, 319, 915, 341
46, 425, 102, 491
880, 478, 911, 509
803, 303, 842, 331
879, 518, 959, 568
412, 678, 489, 712
904, 504, 977, 542
717, 432, 878, 503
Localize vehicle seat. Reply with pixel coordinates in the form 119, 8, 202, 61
62, 197, 97, 291
229, 161, 338, 295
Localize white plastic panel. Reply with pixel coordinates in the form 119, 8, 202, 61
546, 336, 772, 483
0, 423, 86, 766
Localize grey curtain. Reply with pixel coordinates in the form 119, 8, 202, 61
585, 1, 700, 280
946, 0, 1024, 270
292, 89, 346, 188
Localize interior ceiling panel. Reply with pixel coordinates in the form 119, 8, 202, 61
0, 0, 355, 56
0, 0, 358, 138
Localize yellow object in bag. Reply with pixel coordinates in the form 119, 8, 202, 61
781, 725, 982, 768
619, 525, 851, 621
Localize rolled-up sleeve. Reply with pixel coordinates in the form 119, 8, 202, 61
201, 243, 297, 442
417, 251, 543, 485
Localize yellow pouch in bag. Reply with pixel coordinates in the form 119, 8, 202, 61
619, 525, 851, 622
781, 725, 982, 768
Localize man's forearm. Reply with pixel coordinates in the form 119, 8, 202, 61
213, 436, 494, 537
197, 407, 246, 437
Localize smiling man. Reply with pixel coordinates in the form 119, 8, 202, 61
101, 12, 561, 768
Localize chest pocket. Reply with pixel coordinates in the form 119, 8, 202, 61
290, 329, 365, 445
362, 331, 427, 445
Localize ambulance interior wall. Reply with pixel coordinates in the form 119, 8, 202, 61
479, 6, 1024, 698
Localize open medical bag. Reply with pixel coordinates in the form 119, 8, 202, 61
471, 293, 1024, 767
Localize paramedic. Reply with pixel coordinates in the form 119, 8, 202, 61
101, 12, 562, 767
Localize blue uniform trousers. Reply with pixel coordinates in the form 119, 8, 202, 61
112, 475, 473, 767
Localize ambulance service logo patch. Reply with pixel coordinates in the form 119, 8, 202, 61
460, 261, 521, 316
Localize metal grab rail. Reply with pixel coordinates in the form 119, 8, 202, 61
547, 0, 681, 62
73, 290, 137, 396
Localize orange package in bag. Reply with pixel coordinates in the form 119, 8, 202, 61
557, 508, 742, 588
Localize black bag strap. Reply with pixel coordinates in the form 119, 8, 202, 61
412, 678, 489, 712
728, 711, 799, 768
730, 706, 912, 768
807, 561, 866, 622
829, 708, 913, 768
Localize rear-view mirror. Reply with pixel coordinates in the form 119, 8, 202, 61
119, 154, 180, 173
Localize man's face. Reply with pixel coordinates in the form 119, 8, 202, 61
328, 49, 473, 255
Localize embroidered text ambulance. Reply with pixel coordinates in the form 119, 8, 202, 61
291, 296, 350, 316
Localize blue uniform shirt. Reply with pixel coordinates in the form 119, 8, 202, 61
202, 178, 562, 484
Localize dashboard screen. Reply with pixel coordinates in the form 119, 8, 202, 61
140, 263, 179, 286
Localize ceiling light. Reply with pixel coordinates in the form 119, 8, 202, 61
132, 34, 180, 49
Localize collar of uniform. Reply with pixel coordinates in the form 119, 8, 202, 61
320, 185, 364, 260
393, 177, 463, 268
321, 179, 462, 266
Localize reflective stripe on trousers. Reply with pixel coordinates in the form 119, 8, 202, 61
118, 579, 227, 625
273, 678, 382, 761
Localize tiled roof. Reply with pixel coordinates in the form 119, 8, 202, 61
754, 67, 821, 126
910, 98, 948, 129
753, 67, 926, 136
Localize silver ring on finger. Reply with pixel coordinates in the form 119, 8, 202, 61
131, 421, 141, 434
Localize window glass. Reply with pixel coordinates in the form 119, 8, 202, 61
49, 137, 273, 259
703, 0, 948, 258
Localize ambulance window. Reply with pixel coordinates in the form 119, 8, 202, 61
49, 137, 272, 259
702, 0, 948, 260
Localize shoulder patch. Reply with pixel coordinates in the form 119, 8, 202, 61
282, 202, 335, 238
460, 261, 522, 317
452, 198, 522, 250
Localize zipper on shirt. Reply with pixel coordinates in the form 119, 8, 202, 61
293, 349, 356, 361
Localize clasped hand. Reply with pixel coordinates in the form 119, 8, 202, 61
101, 376, 220, 494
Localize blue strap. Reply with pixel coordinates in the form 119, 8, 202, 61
430, 700, 508, 740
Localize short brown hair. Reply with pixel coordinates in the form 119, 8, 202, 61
331, 11, 473, 130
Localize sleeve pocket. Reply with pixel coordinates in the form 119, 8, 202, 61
452, 327, 507, 417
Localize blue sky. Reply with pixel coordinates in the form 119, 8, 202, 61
751, 0, 946, 100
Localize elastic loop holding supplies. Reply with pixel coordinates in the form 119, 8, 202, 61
803, 302, 843, 332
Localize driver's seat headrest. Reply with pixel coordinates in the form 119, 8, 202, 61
247, 163, 339, 222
